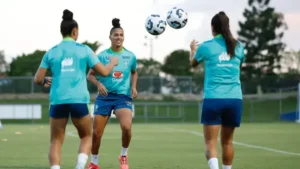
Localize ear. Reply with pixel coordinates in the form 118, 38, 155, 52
72, 27, 78, 36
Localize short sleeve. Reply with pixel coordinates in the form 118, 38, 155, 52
238, 42, 245, 63
97, 54, 105, 64
86, 46, 100, 68
194, 43, 207, 62
131, 54, 137, 71
39, 52, 50, 69
241, 46, 245, 63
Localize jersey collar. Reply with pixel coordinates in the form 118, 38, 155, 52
63, 37, 75, 41
214, 34, 223, 38
109, 47, 124, 54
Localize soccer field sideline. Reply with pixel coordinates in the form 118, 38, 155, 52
65, 125, 300, 157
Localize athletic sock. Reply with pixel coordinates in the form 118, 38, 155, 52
223, 165, 232, 169
121, 147, 128, 156
75, 153, 88, 169
208, 158, 219, 169
50, 165, 60, 169
91, 154, 99, 165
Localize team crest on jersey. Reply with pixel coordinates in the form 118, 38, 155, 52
113, 71, 123, 78
124, 61, 129, 68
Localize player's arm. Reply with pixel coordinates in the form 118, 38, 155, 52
131, 56, 138, 89
34, 52, 51, 87
92, 62, 117, 77
190, 49, 199, 68
131, 70, 138, 89
87, 69, 101, 86
86, 47, 118, 76
190, 40, 205, 68
130, 55, 138, 98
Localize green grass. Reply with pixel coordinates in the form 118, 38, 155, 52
0, 123, 299, 169
0, 97, 297, 124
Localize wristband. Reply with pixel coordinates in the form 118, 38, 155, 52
42, 78, 48, 86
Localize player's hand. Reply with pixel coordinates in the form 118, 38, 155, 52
110, 56, 119, 66
97, 82, 108, 97
131, 88, 138, 99
43, 77, 52, 88
190, 39, 199, 51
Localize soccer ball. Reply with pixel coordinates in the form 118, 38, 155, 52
145, 14, 167, 35
166, 7, 188, 29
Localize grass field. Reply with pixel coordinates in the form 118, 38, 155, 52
0, 123, 299, 169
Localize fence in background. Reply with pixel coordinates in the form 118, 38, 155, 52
0, 76, 299, 95
0, 96, 298, 124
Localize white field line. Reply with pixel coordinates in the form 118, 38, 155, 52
161, 127, 300, 156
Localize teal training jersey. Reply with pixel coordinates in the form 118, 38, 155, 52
194, 35, 244, 99
96, 48, 137, 97
39, 37, 100, 105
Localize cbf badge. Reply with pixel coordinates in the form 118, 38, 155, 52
124, 61, 128, 68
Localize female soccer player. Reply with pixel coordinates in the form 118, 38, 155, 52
86, 18, 138, 169
34, 9, 119, 169
189, 11, 244, 169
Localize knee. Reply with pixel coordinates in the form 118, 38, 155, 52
120, 124, 131, 134
205, 139, 217, 149
50, 135, 64, 145
93, 129, 104, 139
221, 139, 233, 147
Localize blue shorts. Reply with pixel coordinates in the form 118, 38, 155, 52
201, 99, 243, 127
49, 103, 90, 118
94, 93, 133, 116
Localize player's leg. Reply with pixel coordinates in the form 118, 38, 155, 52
220, 126, 235, 169
87, 97, 113, 169
220, 99, 243, 169
70, 104, 93, 169
201, 99, 222, 169
114, 96, 133, 169
48, 104, 69, 169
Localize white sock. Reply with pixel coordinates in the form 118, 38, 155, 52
91, 154, 99, 165
75, 153, 88, 169
223, 165, 232, 169
50, 165, 60, 169
208, 158, 219, 169
121, 147, 128, 156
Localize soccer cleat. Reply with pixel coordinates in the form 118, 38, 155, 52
86, 163, 99, 169
119, 155, 129, 169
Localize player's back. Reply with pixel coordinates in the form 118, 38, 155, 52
198, 35, 244, 99
45, 39, 92, 104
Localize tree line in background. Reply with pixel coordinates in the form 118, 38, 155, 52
0, 0, 299, 94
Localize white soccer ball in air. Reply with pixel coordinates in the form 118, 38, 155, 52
145, 14, 167, 35
166, 7, 188, 29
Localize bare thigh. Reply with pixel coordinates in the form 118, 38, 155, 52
50, 117, 69, 143
71, 114, 93, 138
114, 108, 132, 128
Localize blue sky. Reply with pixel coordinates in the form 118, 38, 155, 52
0, 0, 299, 63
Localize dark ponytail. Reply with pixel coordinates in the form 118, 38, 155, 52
60, 9, 78, 37
110, 18, 123, 35
211, 11, 236, 58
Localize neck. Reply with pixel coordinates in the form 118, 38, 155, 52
111, 46, 123, 52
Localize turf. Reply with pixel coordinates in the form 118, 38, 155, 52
0, 123, 299, 169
